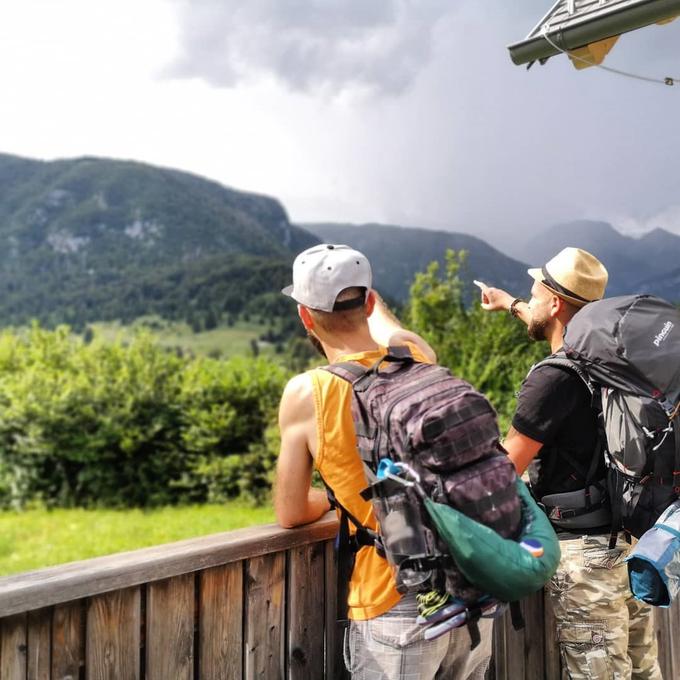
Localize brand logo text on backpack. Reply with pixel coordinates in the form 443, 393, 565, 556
653, 321, 675, 347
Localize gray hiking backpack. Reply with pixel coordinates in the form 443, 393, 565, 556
537, 295, 680, 546
323, 346, 523, 603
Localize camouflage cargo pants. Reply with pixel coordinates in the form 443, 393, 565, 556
547, 533, 662, 680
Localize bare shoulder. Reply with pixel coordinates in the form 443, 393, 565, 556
279, 372, 315, 425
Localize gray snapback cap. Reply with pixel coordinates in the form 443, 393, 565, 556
281, 244, 372, 312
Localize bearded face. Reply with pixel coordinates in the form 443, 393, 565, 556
526, 288, 551, 342
527, 314, 549, 342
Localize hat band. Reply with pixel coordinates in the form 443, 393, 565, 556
541, 267, 590, 303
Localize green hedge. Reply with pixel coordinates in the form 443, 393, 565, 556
0, 326, 288, 508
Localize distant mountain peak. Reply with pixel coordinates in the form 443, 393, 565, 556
638, 226, 680, 244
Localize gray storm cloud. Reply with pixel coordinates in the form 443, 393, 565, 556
167, 0, 453, 94
165, 0, 680, 242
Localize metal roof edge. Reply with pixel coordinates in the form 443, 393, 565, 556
508, 0, 680, 65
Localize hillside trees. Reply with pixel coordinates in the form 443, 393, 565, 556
406, 250, 545, 430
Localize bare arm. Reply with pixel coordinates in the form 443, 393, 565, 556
367, 290, 437, 363
274, 374, 331, 528
503, 426, 543, 475
474, 280, 531, 326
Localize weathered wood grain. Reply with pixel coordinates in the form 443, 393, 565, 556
324, 540, 349, 680
199, 563, 243, 680
0, 614, 27, 680
52, 601, 83, 680
27, 608, 51, 680
494, 611, 532, 680
287, 542, 325, 680
0, 513, 338, 617
542, 589, 561, 680
521, 591, 546, 680
654, 601, 680, 680
146, 574, 194, 680
86, 587, 140, 680
244, 552, 285, 680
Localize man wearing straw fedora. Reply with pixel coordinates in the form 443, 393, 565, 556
477, 247, 661, 679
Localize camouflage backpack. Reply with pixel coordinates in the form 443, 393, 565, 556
323, 345, 523, 605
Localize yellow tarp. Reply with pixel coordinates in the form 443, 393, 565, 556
568, 35, 619, 70
567, 12, 679, 71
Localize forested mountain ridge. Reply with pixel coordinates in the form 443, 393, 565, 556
305, 222, 531, 301
1, 152, 676, 330
0, 153, 318, 327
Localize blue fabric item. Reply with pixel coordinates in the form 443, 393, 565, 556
376, 458, 401, 480
626, 500, 680, 607
628, 556, 669, 607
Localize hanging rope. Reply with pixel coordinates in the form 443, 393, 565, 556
540, 26, 680, 87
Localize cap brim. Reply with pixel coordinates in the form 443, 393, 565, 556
281, 284, 294, 298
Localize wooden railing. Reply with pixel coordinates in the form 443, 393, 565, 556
0, 512, 678, 679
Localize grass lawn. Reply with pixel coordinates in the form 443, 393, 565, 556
89, 317, 278, 359
0, 502, 275, 577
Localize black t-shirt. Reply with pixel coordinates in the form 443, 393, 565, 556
512, 362, 603, 501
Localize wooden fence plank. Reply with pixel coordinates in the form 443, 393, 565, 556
146, 574, 194, 680
521, 591, 546, 680
324, 540, 348, 680
0, 614, 27, 680
245, 552, 285, 680
27, 608, 51, 680
287, 542, 325, 680
655, 607, 672, 680
86, 587, 140, 680
500, 606, 525, 679
655, 600, 680, 680
199, 563, 243, 680
672, 600, 680, 675
52, 601, 83, 680
543, 589, 561, 680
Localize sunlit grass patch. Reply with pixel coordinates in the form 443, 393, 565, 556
0, 501, 275, 576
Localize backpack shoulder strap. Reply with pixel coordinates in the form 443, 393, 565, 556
530, 351, 594, 396
322, 361, 368, 383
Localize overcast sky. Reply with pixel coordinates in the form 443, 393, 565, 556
1, 0, 679, 250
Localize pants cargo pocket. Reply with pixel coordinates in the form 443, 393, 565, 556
582, 535, 626, 570
343, 623, 353, 673
558, 623, 612, 680
367, 615, 424, 649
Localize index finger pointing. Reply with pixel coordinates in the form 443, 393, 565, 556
473, 280, 488, 290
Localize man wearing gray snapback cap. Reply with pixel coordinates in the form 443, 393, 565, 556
478, 247, 661, 679
275, 244, 493, 679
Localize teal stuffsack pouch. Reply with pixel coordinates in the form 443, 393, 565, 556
626, 500, 680, 607
424, 479, 560, 602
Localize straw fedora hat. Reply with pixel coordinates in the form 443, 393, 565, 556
528, 247, 608, 307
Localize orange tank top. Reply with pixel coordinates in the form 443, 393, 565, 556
311, 343, 430, 620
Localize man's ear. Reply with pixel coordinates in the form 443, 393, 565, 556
549, 295, 564, 319
365, 290, 376, 316
298, 305, 314, 330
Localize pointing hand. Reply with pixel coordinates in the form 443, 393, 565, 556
474, 280, 514, 312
